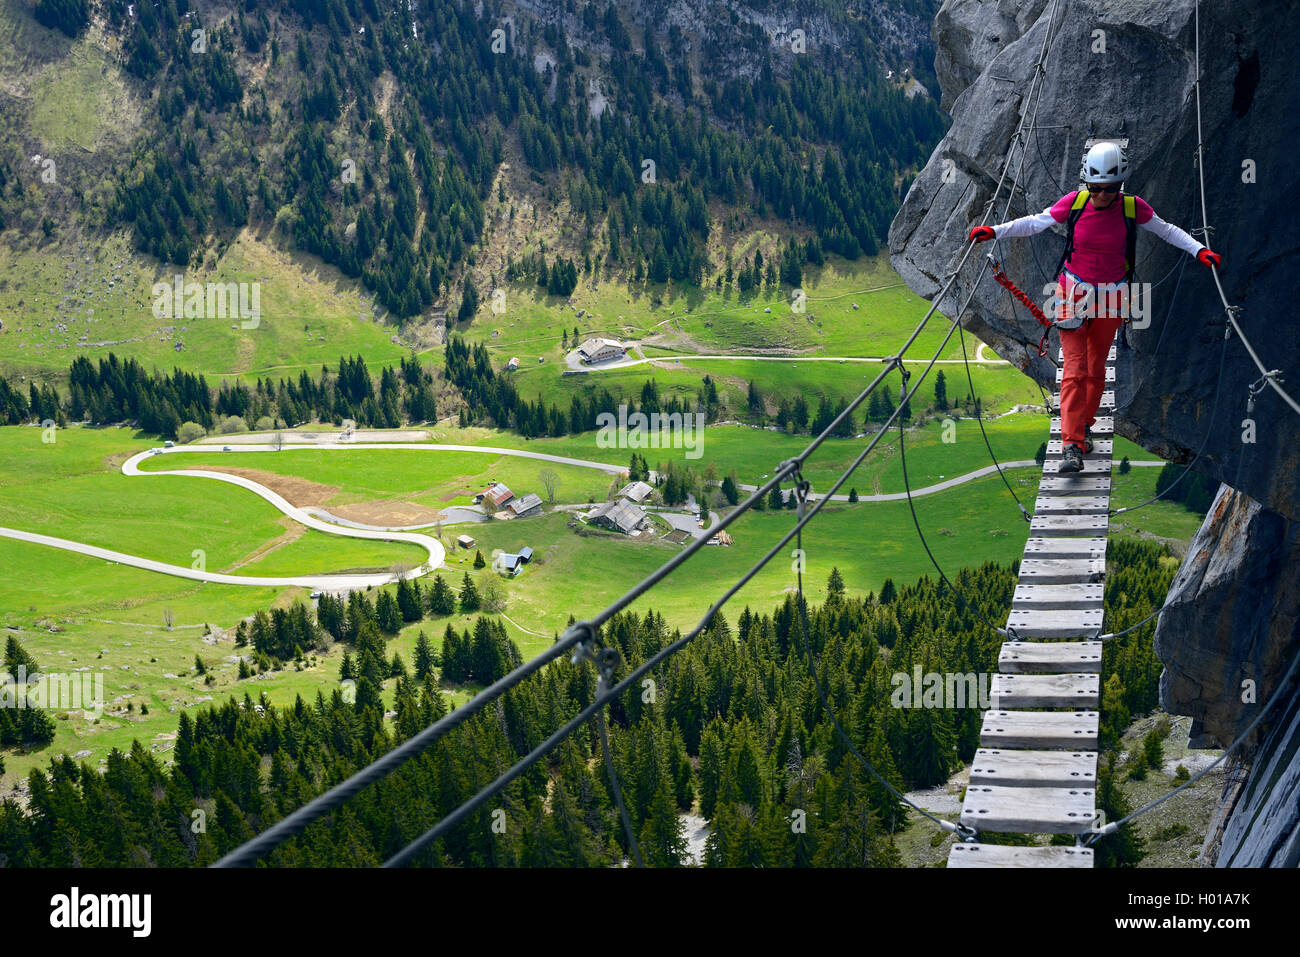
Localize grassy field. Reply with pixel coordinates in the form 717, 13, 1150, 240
0, 426, 425, 573
426, 417, 1157, 497
136, 445, 620, 511
0, 231, 417, 384
0, 417, 1207, 790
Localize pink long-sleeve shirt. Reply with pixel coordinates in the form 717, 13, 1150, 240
993, 190, 1204, 284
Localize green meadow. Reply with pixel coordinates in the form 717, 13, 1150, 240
136, 446, 619, 511
0, 415, 1202, 790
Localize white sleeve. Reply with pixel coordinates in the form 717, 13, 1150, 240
993, 208, 1059, 239
1140, 212, 1205, 257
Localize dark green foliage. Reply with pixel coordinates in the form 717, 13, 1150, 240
1154, 462, 1218, 515
0, 540, 1173, 869
4, 636, 39, 680
458, 573, 480, 613
33, 0, 88, 37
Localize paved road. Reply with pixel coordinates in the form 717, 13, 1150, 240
735, 459, 1168, 503
566, 349, 1011, 373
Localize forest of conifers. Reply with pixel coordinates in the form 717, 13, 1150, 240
0, 538, 1170, 867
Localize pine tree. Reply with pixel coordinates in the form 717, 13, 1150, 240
413, 631, 435, 680
459, 573, 480, 613
426, 575, 456, 616
3, 636, 39, 680
826, 567, 845, 600
934, 369, 948, 410
639, 778, 689, 867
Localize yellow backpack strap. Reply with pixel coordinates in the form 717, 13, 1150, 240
1123, 194, 1137, 273
1073, 189, 1091, 210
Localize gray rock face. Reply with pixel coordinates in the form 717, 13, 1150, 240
933, 0, 1048, 112
898, 0, 1300, 865
892, 0, 1299, 522
1154, 483, 1300, 748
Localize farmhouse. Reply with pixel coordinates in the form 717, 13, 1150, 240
496, 553, 525, 576
586, 499, 647, 534
617, 480, 653, 503
456, 534, 476, 548
475, 482, 514, 508
506, 492, 544, 518
577, 337, 625, 364
518, 546, 533, 563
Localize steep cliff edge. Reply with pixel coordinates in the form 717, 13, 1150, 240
890, 0, 1300, 865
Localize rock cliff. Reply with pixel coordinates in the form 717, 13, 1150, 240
892, 0, 1300, 866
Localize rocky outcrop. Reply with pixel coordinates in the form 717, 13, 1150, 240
1155, 483, 1300, 747
894, 0, 1300, 865
933, 0, 1048, 112
891, 0, 1299, 522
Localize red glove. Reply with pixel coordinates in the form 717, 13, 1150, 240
1197, 248, 1222, 269
969, 225, 996, 243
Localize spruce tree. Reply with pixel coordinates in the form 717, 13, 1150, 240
413, 630, 435, 680
459, 573, 480, 612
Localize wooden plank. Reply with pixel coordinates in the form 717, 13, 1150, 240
960, 785, 1097, 833
990, 673, 1100, 708
1022, 537, 1108, 560
969, 748, 1098, 787
1041, 458, 1111, 475
948, 843, 1094, 868
1012, 582, 1106, 609
1052, 390, 1115, 407
999, 640, 1103, 673
1033, 494, 1109, 515
1046, 439, 1113, 457
1037, 476, 1110, 494
1050, 416, 1114, 436
1029, 515, 1109, 538
1057, 366, 1115, 383
1005, 607, 1104, 639
1017, 558, 1106, 584
980, 710, 1099, 748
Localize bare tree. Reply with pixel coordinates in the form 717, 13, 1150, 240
539, 468, 560, 504
163, 607, 174, 630
273, 430, 284, 451
481, 575, 508, 614
390, 562, 412, 584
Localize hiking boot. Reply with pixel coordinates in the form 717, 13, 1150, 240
1084, 424, 1094, 454
1060, 443, 1085, 473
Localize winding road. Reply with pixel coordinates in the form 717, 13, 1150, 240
0, 435, 1166, 592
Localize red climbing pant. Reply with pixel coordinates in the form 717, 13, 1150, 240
1056, 273, 1124, 451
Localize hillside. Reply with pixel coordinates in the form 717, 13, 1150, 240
1, 0, 946, 383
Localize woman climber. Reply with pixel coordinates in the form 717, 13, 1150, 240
968, 141, 1222, 473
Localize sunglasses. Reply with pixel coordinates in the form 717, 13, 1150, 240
1090, 184, 1121, 194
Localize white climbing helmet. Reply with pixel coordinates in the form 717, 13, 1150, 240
1083, 141, 1128, 184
